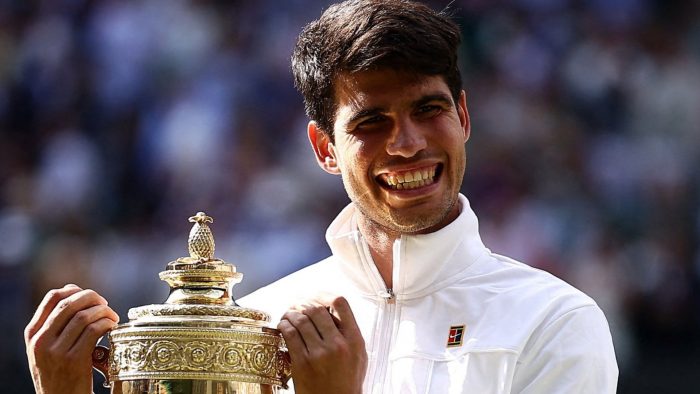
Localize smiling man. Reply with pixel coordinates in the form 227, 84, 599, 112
25, 0, 617, 393
243, 0, 619, 393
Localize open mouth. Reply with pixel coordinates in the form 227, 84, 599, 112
377, 164, 442, 190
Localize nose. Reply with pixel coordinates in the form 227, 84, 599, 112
386, 118, 427, 157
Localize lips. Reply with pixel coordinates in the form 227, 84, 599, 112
377, 164, 441, 190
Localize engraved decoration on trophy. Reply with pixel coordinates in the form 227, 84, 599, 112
92, 212, 291, 394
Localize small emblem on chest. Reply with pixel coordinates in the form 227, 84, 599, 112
446, 324, 466, 347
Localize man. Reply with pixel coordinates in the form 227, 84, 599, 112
25, 0, 618, 393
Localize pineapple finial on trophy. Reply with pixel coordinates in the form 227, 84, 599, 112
187, 212, 215, 261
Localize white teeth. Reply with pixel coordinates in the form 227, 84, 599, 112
381, 166, 438, 190
413, 170, 423, 182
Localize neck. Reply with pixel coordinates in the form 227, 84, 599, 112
354, 198, 463, 291
357, 215, 399, 290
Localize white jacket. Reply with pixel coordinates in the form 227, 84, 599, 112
242, 194, 618, 393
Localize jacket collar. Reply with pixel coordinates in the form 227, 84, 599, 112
325, 194, 489, 300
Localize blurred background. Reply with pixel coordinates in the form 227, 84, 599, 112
0, 0, 698, 392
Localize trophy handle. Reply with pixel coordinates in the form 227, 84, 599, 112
279, 348, 292, 390
92, 345, 111, 388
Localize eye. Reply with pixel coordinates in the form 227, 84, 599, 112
416, 105, 442, 117
356, 115, 387, 130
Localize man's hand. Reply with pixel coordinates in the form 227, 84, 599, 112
277, 295, 367, 394
24, 284, 119, 394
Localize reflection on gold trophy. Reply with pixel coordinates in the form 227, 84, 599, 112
92, 212, 291, 394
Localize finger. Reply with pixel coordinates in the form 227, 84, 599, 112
327, 297, 363, 343
280, 310, 325, 349
300, 304, 341, 341
55, 304, 119, 353
277, 318, 309, 363
69, 317, 119, 358
293, 295, 358, 336
40, 289, 109, 339
24, 284, 82, 343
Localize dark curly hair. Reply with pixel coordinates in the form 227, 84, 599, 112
292, 0, 462, 140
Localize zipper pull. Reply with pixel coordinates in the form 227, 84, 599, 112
380, 288, 395, 304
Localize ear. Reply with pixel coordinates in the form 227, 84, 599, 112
308, 121, 341, 175
458, 90, 471, 143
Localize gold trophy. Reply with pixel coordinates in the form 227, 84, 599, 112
92, 212, 291, 394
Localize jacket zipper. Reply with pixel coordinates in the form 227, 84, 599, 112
373, 288, 396, 393
360, 236, 402, 393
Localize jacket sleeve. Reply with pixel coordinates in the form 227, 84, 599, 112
510, 304, 619, 393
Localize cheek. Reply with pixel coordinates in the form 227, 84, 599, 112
339, 139, 374, 170
343, 155, 369, 180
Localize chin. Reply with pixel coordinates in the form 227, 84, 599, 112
384, 211, 447, 234
386, 195, 459, 234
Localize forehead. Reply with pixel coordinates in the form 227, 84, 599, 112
333, 70, 451, 111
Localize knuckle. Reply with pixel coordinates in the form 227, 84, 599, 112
86, 320, 108, 336
45, 344, 62, 360
80, 288, 105, 304
74, 310, 90, 326
101, 305, 117, 320
277, 321, 296, 336
276, 320, 288, 332
46, 289, 60, 301
81, 289, 100, 303
287, 311, 309, 325
56, 298, 72, 311
85, 324, 100, 336
295, 315, 314, 329
23, 325, 34, 343
304, 305, 327, 317
44, 289, 65, 306
85, 324, 101, 338
82, 288, 98, 298
332, 337, 350, 354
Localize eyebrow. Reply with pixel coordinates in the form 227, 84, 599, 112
346, 107, 384, 126
413, 93, 454, 108
345, 93, 454, 126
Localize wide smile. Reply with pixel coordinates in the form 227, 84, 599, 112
376, 164, 442, 191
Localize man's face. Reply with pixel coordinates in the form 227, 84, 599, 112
310, 69, 470, 235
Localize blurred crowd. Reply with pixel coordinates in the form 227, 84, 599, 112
0, 0, 698, 392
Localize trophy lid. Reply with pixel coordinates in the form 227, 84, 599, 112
126, 211, 270, 324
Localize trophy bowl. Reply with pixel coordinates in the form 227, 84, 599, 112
92, 212, 291, 394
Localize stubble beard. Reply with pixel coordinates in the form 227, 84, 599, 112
345, 155, 466, 236
351, 186, 460, 236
